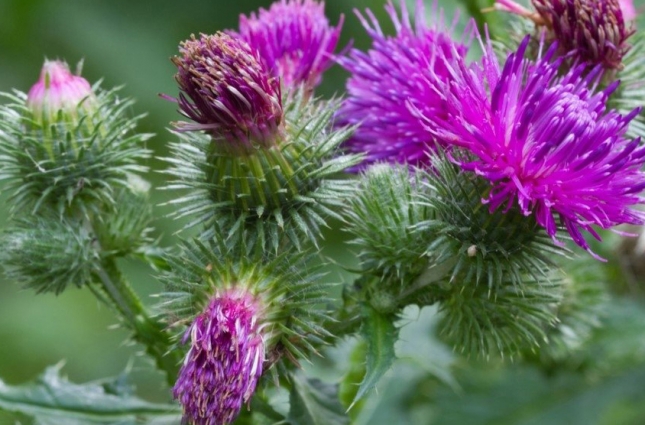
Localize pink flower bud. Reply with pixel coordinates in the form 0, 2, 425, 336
26, 60, 95, 125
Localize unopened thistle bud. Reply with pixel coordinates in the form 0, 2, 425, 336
530, 0, 634, 69
236, 0, 343, 92
174, 288, 265, 425
165, 32, 358, 250
169, 32, 283, 152
26, 60, 95, 127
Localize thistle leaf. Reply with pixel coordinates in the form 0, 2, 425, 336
0, 364, 180, 424
349, 306, 398, 409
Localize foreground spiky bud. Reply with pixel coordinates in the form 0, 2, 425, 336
161, 237, 334, 413
531, 0, 634, 69
169, 32, 283, 151
236, 0, 343, 92
173, 288, 265, 425
26, 60, 95, 128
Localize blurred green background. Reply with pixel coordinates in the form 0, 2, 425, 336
1, 0, 645, 424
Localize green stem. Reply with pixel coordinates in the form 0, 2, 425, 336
94, 259, 181, 386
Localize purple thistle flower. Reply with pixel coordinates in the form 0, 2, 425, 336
336, 0, 471, 170
168, 33, 283, 150
416, 36, 645, 258
236, 0, 343, 91
173, 288, 265, 425
531, 0, 635, 69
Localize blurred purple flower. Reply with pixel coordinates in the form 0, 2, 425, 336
27, 60, 94, 124
236, 0, 343, 91
173, 288, 265, 425
417, 36, 645, 258
336, 0, 471, 170
618, 0, 638, 21
531, 0, 634, 69
168, 33, 283, 150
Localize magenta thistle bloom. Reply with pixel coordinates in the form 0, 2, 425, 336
173, 288, 265, 425
531, 0, 635, 69
336, 0, 471, 169
418, 37, 645, 257
27, 60, 94, 124
236, 0, 343, 91
169, 33, 283, 150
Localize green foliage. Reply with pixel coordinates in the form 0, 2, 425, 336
158, 233, 335, 370
163, 91, 360, 252
288, 371, 349, 425
0, 364, 180, 424
0, 214, 98, 294
0, 87, 152, 216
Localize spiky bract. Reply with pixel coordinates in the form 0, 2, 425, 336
0, 215, 98, 294
164, 91, 359, 251
236, 0, 343, 91
0, 87, 151, 215
336, 0, 470, 169
170, 32, 283, 150
159, 235, 335, 374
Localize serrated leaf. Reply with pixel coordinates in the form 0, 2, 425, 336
287, 371, 349, 425
350, 306, 398, 409
0, 364, 180, 425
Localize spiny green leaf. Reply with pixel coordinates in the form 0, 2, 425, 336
0, 364, 180, 424
350, 306, 398, 409
287, 371, 349, 425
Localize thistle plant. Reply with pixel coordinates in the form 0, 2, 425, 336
2, 1, 645, 424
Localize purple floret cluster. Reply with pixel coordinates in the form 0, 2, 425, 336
173, 289, 265, 425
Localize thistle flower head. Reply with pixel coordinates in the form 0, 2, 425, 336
619, 0, 638, 21
173, 288, 265, 425
336, 0, 470, 169
418, 36, 645, 258
26, 60, 95, 126
531, 0, 635, 69
236, 0, 343, 91
170, 33, 283, 150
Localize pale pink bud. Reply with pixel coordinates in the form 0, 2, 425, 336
26, 60, 95, 125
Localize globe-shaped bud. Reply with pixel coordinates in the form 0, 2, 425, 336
170, 32, 283, 152
26, 60, 96, 128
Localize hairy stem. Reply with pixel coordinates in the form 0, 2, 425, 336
94, 259, 181, 386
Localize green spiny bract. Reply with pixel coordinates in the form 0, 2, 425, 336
610, 31, 645, 139
416, 155, 565, 289
158, 233, 335, 374
343, 164, 439, 313
0, 86, 152, 216
0, 214, 99, 294
438, 271, 564, 358
343, 156, 565, 318
163, 90, 359, 252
